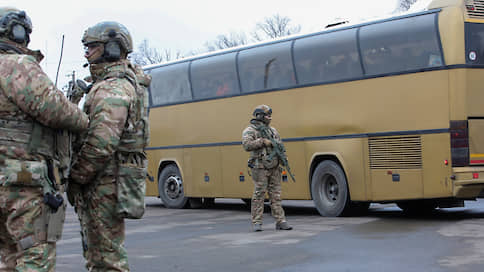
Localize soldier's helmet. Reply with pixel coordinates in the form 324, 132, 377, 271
0, 7, 32, 46
253, 104, 272, 119
82, 21, 133, 61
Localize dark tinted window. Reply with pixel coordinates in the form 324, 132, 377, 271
238, 41, 296, 93
465, 23, 484, 64
360, 14, 443, 76
191, 53, 240, 99
294, 29, 362, 84
149, 62, 192, 106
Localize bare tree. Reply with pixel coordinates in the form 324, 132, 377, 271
131, 39, 183, 66
394, 0, 419, 12
204, 31, 248, 52
252, 14, 301, 41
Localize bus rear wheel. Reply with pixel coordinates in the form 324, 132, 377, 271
158, 164, 188, 208
311, 160, 351, 217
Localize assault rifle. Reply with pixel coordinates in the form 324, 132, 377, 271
256, 124, 296, 182
66, 71, 90, 105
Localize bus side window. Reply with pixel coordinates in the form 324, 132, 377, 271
149, 62, 191, 106
191, 52, 239, 100
238, 41, 294, 93
360, 13, 443, 76
294, 28, 362, 85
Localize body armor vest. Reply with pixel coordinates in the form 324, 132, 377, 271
0, 118, 55, 159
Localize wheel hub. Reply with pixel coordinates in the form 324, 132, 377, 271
324, 176, 339, 202
165, 175, 183, 200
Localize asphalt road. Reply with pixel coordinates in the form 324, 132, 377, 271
6, 197, 484, 271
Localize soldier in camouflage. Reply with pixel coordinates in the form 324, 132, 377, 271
0, 7, 89, 271
68, 21, 150, 272
242, 105, 293, 232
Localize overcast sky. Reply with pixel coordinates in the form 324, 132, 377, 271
3, 0, 411, 88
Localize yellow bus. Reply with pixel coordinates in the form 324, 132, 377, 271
144, 0, 484, 216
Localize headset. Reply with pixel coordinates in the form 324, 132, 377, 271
103, 29, 121, 61
0, 10, 30, 45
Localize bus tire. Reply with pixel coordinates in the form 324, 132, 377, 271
311, 160, 350, 217
158, 164, 188, 209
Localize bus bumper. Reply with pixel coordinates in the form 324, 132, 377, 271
452, 167, 484, 198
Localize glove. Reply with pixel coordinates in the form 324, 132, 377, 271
263, 138, 272, 147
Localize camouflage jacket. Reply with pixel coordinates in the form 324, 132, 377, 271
70, 59, 146, 184
242, 120, 281, 169
0, 47, 89, 163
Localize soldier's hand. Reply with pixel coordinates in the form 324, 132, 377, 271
263, 138, 272, 147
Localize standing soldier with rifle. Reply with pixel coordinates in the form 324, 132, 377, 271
0, 7, 89, 271
242, 104, 293, 232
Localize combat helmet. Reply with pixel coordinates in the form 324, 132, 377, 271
0, 7, 32, 46
253, 104, 272, 117
253, 104, 273, 124
82, 21, 133, 62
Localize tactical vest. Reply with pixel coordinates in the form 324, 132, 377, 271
105, 70, 149, 157
103, 66, 150, 219
0, 118, 55, 159
248, 124, 279, 169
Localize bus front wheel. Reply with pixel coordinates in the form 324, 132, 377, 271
311, 160, 350, 217
158, 164, 188, 208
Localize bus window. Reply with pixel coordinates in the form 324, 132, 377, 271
359, 13, 443, 76
191, 52, 240, 99
149, 62, 192, 106
465, 22, 484, 64
238, 41, 295, 93
294, 28, 362, 85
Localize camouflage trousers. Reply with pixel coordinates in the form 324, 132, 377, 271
251, 167, 286, 225
0, 186, 56, 272
78, 176, 129, 272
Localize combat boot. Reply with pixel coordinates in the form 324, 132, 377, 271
275, 221, 293, 230
253, 223, 263, 232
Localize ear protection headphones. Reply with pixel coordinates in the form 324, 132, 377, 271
11, 24, 28, 44
0, 10, 30, 45
103, 29, 121, 61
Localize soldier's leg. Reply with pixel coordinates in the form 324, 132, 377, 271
267, 168, 287, 224
251, 168, 268, 225
0, 188, 17, 271
84, 178, 128, 272
0, 187, 56, 272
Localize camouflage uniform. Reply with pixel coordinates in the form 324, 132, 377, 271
70, 57, 150, 271
0, 20, 89, 272
242, 119, 287, 227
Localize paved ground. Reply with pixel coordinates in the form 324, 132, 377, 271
3, 197, 484, 271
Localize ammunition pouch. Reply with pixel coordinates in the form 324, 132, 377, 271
46, 197, 66, 242
18, 197, 66, 250
250, 148, 279, 169
0, 159, 49, 187
115, 152, 147, 219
